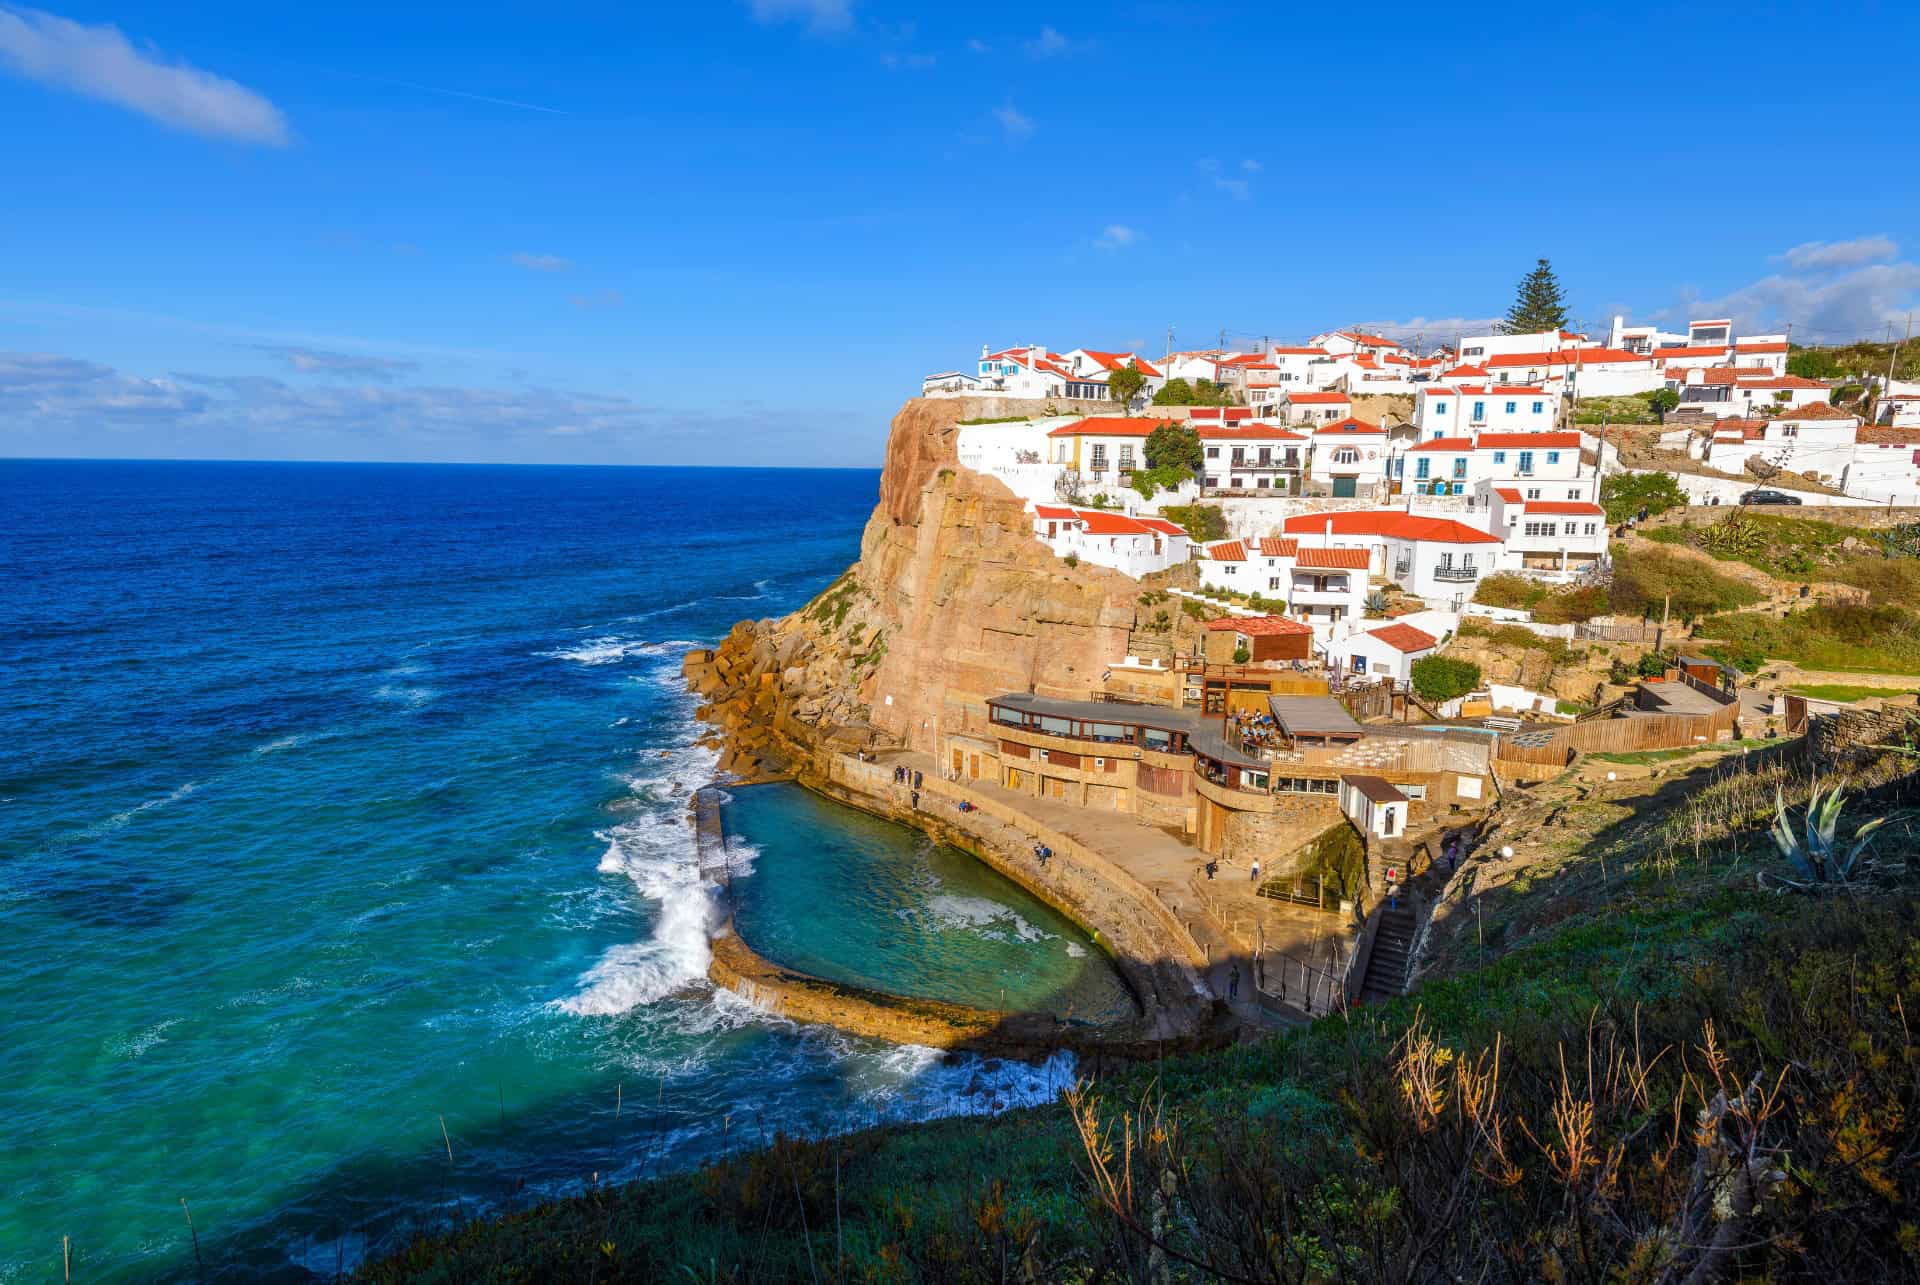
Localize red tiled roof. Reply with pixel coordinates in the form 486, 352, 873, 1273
1449, 384, 1550, 396
1485, 347, 1645, 368
1281, 511, 1502, 545
1205, 540, 1247, 561
1076, 350, 1165, 378
1859, 427, 1920, 444
1494, 487, 1523, 503
1367, 623, 1439, 652
1046, 416, 1173, 437
1334, 331, 1404, 349
1474, 431, 1582, 449
1440, 364, 1489, 378
1074, 510, 1158, 536
1766, 403, 1857, 422
1314, 417, 1384, 436
1654, 346, 1732, 360
1199, 423, 1305, 440
1189, 407, 1254, 420
1286, 391, 1352, 404
1294, 547, 1371, 569
1524, 501, 1604, 515
1135, 517, 1190, 536
1033, 504, 1078, 519
1256, 537, 1298, 557
1409, 436, 1474, 451
1265, 347, 1329, 356
1734, 341, 1788, 353
1206, 615, 1313, 635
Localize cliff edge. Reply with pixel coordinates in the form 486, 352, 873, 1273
684, 398, 1149, 776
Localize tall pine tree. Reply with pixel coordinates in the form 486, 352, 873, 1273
1501, 257, 1570, 335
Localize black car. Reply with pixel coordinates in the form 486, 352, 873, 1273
1739, 489, 1802, 506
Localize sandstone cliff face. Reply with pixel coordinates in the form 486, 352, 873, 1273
685, 398, 1146, 776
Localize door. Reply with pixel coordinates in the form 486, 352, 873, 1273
1332, 476, 1357, 498
950, 748, 963, 778
967, 753, 980, 780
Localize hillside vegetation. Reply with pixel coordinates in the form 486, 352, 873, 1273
367, 735, 1920, 1283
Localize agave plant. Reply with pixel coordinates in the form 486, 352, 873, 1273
1767, 782, 1890, 888
1365, 590, 1390, 615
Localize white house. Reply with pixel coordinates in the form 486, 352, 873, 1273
1732, 337, 1790, 375
1670, 368, 1833, 419
1045, 416, 1172, 491
1335, 621, 1441, 688
1402, 437, 1477, 495
1062, 350, 1167, 403
1283, 510, 1504, 605
1414, 385, 1558, 439
1456, 327, 1590, 365
1487, 486, 1608, 574
1198, 422, 1309, 494
1473, 430, 1584, 484
1279, 390, 1353, 426
1879, 393, 1920, 428
1653, 344, 1735, 372
1485, 347, 1664, 397
1032, 505, 1190, 577
1311, 330, 1406, 359
1701, 404, 1860, 483
952, 345, 1081, 399
1844, 428, 1920, 504
1608, 316, 1688, 356
1338, 774, 1410, 839
1309, 417, 1389, 497
1199, 538, 1370, 630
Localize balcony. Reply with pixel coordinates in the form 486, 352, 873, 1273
1432, 565, 1480, 583
1289, 583, 1352, 604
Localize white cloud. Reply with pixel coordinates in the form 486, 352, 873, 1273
1094, 224, 1139, 251
879, 50, 935, 70
1240, 158, 1262, 173
569, 289, 624, 311
0, 349, 774, 448
0, 5, 287, 144
966, 38, 991, 52
992, 101, 1032, 139
1214, 177, 1249, 200
1776, 235, 1898, 272
509, 251, 573, 273
1025, 26, 1071, 56
1691, 259, 1920, 342
255, 345, 419, 380
747, 0, 853, 32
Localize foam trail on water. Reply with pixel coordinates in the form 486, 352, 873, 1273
922, 892, 1056, 944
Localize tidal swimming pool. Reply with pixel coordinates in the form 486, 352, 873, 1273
723, 784, 1136, 1023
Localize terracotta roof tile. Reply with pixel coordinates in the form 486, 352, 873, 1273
1294, 547, 1371, 569
1205, 615, 1313, 635
1367, 623, 1439, 652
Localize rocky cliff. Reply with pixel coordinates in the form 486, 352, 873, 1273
684, 398, 1151, 777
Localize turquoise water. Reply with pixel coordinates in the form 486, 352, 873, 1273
726, 784, 1135, 1022
0, 461, 1081, 1281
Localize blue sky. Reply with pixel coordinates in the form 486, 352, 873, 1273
3, 1, 1918, 466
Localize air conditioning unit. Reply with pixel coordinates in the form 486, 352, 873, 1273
1093, 757, 1106, 768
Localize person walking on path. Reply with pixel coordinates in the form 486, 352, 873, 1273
1228, 964, 1241, 1001
1250, 858, 1261, 883
912, 770, 922, 790
910, 790, 920, 809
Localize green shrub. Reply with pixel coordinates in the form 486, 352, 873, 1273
1161, 504, 1227, 543
1600, 471, 1687, 523
1411, 655, 1481, 703
1232, 644, 1251, 664
1610, 546, 1763, 623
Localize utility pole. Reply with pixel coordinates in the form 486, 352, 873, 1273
1166, 324, 1174, 360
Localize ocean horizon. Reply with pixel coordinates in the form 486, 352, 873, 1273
0, 459, 1082, 1281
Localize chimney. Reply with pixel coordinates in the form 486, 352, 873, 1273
981, 343, 990, 359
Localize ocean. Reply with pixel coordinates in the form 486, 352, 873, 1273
0, 460, 1101, 1281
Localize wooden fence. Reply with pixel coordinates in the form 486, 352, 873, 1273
1494, 701, 1739, 765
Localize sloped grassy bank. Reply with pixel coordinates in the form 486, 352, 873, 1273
363, 873, 1920, 1280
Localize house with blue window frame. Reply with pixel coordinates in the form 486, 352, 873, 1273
1415, 383, 1559, 438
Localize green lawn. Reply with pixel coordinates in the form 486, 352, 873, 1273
1589, 736, 1776, 766
1787, 682, 1917, 703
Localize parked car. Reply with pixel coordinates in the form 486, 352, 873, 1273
1739, 489, 1803, 506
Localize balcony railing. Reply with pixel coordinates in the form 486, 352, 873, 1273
1432, 565, 1480, 582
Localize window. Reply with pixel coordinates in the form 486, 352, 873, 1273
1222, 564, 1236, 574
1452, 458, 1467, 478
1268, 577, 1281, 591
1090, 445, 1107, 469
1472, 400, 1486, 421
1402, 783, 1428, 801
1351, 654, 1367, 673
1493, 450, 1507, 464
1526, 487, 1541, 498
1518, 450, 1534, 473
1119, 446, 1135, 469
1204, 475, 1219, 487
1583, 522, 1597, 536
1432, 401, 1447, 415
1546, 451, 1560, 464
1334, 448, 1358, 464
1532, 401, 1544, 414
1524, 521, 1556, 537
1504, 401, 1517, 414
1415, 458, 1431, 479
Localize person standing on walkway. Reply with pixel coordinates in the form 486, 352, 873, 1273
910, 790, 919, 809
1250, 858, 1260, 883
1228, 964, 1240, 1001
913, 770, 922, 790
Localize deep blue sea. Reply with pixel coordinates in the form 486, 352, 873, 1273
0, 461, 1095, 1281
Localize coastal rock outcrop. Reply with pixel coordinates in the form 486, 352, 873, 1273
684, 398, 1146, 778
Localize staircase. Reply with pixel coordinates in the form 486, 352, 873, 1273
1358, 903, 1417, 1004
